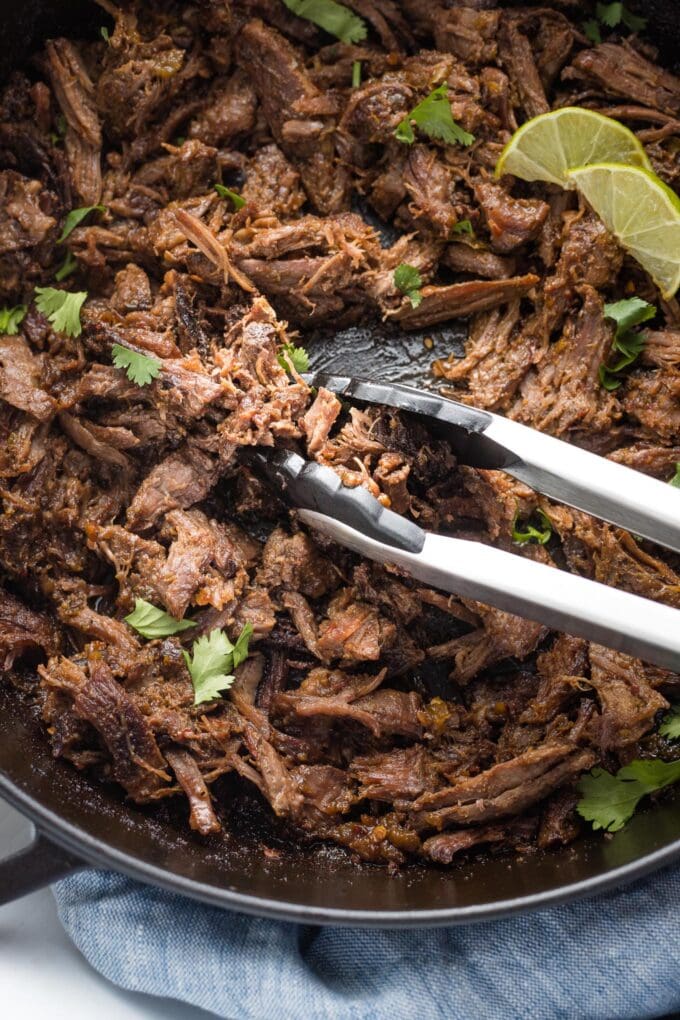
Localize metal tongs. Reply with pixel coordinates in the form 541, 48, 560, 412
248, 373, 680, 672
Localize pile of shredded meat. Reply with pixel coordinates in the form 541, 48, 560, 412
1, 0, 680, 869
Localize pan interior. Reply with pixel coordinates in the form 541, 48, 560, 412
0, 0, 679, 922
2, 685, 680, 922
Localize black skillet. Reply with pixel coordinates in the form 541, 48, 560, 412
1, 0, 679, 927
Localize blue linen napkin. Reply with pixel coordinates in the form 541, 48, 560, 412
53, 867, 680, 1019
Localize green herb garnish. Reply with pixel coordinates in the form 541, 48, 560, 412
577, 758, 680, 832
55, 251, 78, 282
281, 0, 367, 43
0, 304, 27, 335
214, 184, 246, 210
277, 343, 310, 373
669, 463, 680, 488
34, 287, 87, 338
582, 19, 602, 44
111, 343, 162, 387
512, 508, 552, 546
596, 2, 646, 33
394, 263, 423, 308
183, 624, 253, 706
452, 219, 474, 237
395, 84, 474, 147
659, 704, 680, 740
58, 205, 106, 243
351, 60, 361, 88
125, 598, 196, 639
599, 297, 656, 390
100, 25, 110, 42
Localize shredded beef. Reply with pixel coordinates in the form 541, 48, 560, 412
1, 0, 679, 874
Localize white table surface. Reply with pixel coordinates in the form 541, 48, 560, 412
0, 797, 217, 1019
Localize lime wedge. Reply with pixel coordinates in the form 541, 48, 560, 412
567, 163, 680, 299
495, 108, 652, 188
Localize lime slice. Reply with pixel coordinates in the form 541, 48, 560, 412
567, 163, 680, 299
495, 108, 652, 188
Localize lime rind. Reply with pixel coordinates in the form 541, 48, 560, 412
566, 163, 680, 299
495, 107, 652, 187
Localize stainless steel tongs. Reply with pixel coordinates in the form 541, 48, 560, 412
247, 373, 680, 672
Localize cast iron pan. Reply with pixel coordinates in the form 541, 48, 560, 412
0, 0, 679, 927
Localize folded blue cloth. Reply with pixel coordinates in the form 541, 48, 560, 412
54, 867, 680, 1020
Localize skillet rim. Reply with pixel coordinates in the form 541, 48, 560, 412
2, 765, 680, 927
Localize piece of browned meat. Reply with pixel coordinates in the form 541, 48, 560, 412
564, 42, 680, 117
388, 274, 539, 329
410, 745, 596, 830
511, 286, 620, 437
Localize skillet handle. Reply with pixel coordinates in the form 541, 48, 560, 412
0, 830, 83, 905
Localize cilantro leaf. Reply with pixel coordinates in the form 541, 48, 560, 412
183, 624, 253, 706
34, 287, 87, 338
214, 183, 246, 209
55, 250, 78, 282
232, 622, 254, 669
452, 219, 474, 237
669, 463, 680, 488
582, 18, 602, 44
598, 364, 623, 391
599, 297, 655, 389
58, 205, 106, 243
512, 508, 552, 546
282, 0, 367, 43
395, 84, 474, 147
0, 304, 27, 335
605, 297, 656, 337
277, 342, 310, 373
621, 6, 646, 32
352, 60, 361, 88
659, 703, 680, 740
124, 598, 196, 639
100, 25, 110, 41
595, 2, 646, 34
577, 758, 680, 832
596, 2, 623, 27
111, 343, 162, 387
394, 263, 423, 308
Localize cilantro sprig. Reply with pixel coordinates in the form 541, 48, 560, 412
452, 219, 474, 237
277, 342, 309, 373
352, 60, 361, 89
599, 297, 656, 391
34, 287, 87, 338
659, 704, 680, 741
183, 624, 253, 706
0, 304, 27, 335
394, 264, 423, 308
55, 250, 78, 282
577, 758, 680, 833
214, 184, 246, 210
395, 84, 474, 148
512, 508, 552, 546
58, 204, 106, 243
125, 598, 197, 639
597, 2, 646, 32
282, 0, 367, 43
111, 343, 162, 387
583, 2, 647, 43
669, 464, 680, 488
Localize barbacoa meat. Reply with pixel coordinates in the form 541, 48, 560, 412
0, 0, 679, 872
